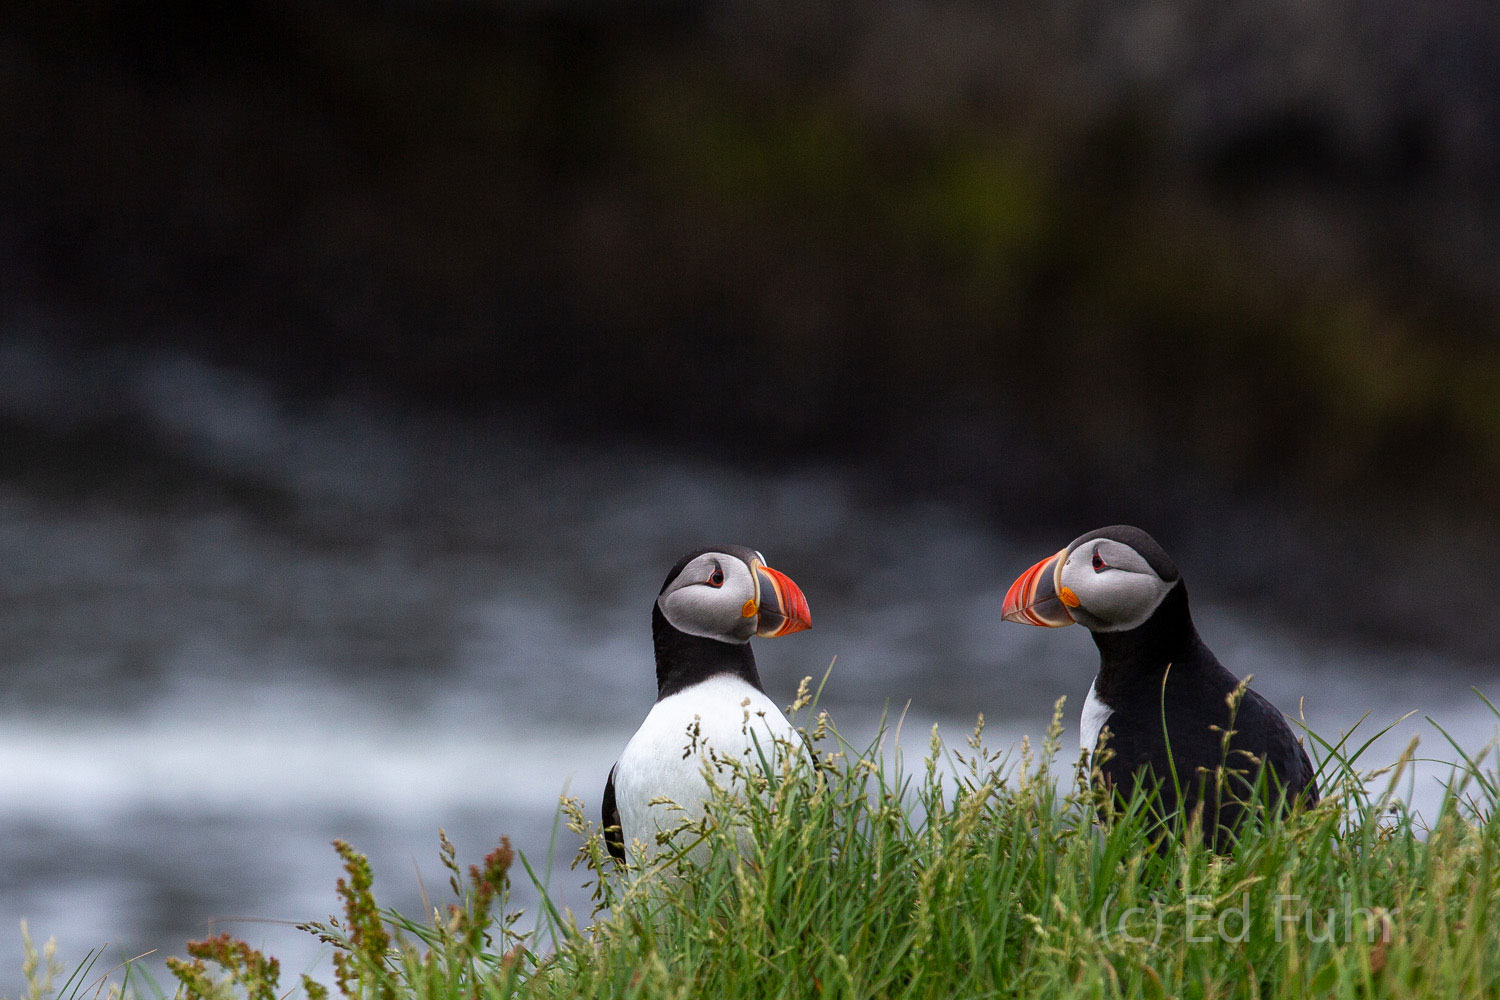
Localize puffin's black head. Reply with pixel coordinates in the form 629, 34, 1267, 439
656, 545, 812, 644
1001, 525, 1181, 633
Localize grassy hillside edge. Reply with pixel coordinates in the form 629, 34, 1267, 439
15, 688, 1500, 1000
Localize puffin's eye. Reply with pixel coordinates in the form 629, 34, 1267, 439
1091, 548, 1108, 573
708, 565, 725, 587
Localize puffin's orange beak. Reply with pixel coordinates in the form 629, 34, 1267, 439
752, 563, 812, 637
1002, 548, 1074, 627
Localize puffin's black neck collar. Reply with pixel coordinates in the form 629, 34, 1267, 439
652, 603, 764, 700
1090, 581, 1211, 699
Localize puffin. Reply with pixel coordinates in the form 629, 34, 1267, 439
602, 545, 812, 865
1001, 525, 1318, 846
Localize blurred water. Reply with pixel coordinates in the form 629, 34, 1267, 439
1, 338, 1496, 989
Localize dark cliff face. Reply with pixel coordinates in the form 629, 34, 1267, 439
4, 2, 1499, 592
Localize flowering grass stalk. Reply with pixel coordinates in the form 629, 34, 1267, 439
17, 687, 1500, 1000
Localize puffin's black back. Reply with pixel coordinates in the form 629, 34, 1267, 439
601, 764, 624, 862
1089, 580, 1319, 848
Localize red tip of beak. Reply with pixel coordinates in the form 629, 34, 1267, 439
755, 564, 812, 637
1001, 549, 1074, 627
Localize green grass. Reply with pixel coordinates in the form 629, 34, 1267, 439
16, 688, 1500, 1000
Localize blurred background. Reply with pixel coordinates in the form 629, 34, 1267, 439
3, 0, 1499, 987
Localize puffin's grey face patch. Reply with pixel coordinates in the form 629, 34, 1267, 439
1059, 537, 1174, 632
657, 552, 758, 643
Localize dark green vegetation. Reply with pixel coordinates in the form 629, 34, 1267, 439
7, 2, 1500, 657
29, 691, 1500, 1000
7, 2, 1500, 485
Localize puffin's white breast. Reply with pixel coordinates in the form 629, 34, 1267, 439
1080, 678, 1113, 755
613, 674, 798, 862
